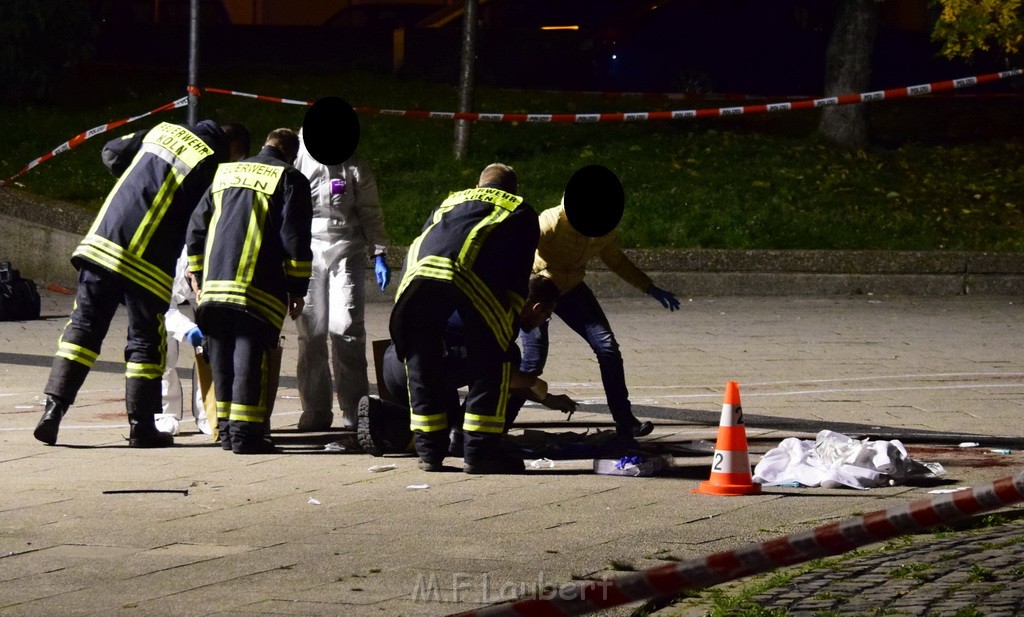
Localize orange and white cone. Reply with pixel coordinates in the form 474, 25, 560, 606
692, 381, 761, 496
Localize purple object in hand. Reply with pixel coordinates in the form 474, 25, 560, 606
331, 178, 347, 195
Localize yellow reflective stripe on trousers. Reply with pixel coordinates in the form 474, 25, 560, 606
56, 341, 99, 367
124, 312, 167, 378
228, 401, 266, 423
223, 346, 270, 423
216, 401, 230, 420
462, 361, 510, 434
462, 415, 505, 433
410, 412, 448, 433
126, 362, 163, 379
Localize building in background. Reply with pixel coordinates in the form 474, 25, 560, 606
87, 0, 996, 94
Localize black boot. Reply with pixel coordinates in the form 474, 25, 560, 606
230, 420, 279, 454
34, 396, 69, 445
462, 434, 525, 475
616, 418, 654, 439
414, 431, 450, 471
128, 408, 174, 448
217, 418, 232, 450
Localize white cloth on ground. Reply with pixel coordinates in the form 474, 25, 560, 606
753, 429, 945, 489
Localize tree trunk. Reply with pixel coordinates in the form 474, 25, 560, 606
818, 0, 880, 148
453, 0, 478, 160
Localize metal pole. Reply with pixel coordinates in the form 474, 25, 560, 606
187, 0, 200, 125
452, 0, 478, 159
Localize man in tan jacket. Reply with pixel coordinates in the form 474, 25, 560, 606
520, 165, 680, 444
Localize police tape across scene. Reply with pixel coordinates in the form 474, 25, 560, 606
450, 472, 1024, 617
195, 68, 1022, 123
3, 68, 1020, 188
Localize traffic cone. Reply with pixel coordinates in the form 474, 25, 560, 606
692, 381, 762, 496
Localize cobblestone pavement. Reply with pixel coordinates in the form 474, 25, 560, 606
3, 290, 1024, 616
660, 519, 1024, 616
764, 521, 1024, 616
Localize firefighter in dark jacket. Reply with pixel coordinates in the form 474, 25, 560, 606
359, 275, 575, 458
35, 119, 250, 447
390, 163, 540, 474
185, 128, 313, 454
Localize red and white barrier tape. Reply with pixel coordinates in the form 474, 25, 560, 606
195, 68, 1021, 124
5, 69, 1020, 186
186, 85, 310, 107
0, 97, 188, 188
503, 89, 816, 102
501, 87, 1023, 102
449, 472, 1024, 617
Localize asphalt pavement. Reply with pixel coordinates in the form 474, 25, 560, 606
2, 289, 1024, 616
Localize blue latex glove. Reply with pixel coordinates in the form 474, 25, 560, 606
185, 327, 204, 348
647, 285, 681, 311
375, 255, 391, 291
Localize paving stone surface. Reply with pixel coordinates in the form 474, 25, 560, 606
2, 290, 1024, 616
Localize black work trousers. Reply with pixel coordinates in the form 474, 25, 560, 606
382, 336, 528, 429
45, 263, 167, 413
198, 306, 279, 427
390, 280, 511, 463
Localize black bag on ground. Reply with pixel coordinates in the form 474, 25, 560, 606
0, 262, 41, 321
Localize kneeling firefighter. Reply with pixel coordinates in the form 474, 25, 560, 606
388, 163, 540, 474
359, 275, 576, 457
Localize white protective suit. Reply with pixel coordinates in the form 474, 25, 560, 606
294, 142, 389, 430
158, 249, 211, 434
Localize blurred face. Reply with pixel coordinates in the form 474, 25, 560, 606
228, 140, 248, 162
520, 301, 554, 333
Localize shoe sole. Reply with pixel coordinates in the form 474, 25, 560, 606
356, 397, 387, 456
33, 422, 59, 445
417, 461, 445, 472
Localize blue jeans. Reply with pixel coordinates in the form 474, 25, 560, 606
519, 282, 636, 430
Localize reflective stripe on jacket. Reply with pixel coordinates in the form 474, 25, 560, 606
395, 186, 539, 349
186, 147, 313, 330
73, 121, 226, 301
